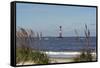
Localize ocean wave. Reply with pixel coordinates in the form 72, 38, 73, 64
41, 51, 96, 58
44, 51, 81, 55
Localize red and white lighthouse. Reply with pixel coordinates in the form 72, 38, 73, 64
59, 26, 62, 38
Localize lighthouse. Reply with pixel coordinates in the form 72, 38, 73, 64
59, 26, 62, 38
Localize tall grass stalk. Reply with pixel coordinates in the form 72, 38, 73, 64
16, 27, 49, 65
74, 24, 93, 62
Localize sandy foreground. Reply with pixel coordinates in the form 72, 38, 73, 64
17, 58, 74, 65
49, 58, 74, 63
17, 52, 96, 65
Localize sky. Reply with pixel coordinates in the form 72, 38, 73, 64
16, 3, 96, 37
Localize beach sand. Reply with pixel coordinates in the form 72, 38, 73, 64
49, 58, 74, 63
17, 58, 74, 65
17, 51, 96, 65
17, 61, 35, 65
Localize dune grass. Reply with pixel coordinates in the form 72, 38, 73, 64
16, 47, 49, 65
16, 27, 49, 65
74, 24, 94, 62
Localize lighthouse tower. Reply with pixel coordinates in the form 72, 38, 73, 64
59, 26, 62, 38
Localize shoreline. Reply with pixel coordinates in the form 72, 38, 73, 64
17, 51, 96, 65
42, 51, 96, 58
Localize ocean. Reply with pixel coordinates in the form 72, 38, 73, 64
32, 37, 96, 51
17, 37, 97, 58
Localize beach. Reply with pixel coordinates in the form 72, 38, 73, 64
44, 51, 96, 63
49, 58, 74, 63
17, 51, 96, 65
